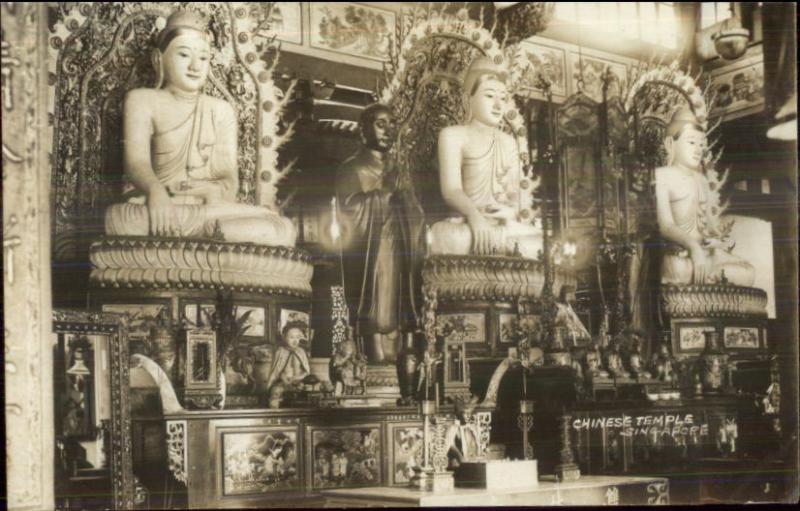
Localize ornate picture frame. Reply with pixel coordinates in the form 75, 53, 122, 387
219, 426, 302, 497
306, 424, 382, 489
568, 51, 629, 103
180, 300, 217, 329
671, 320, 719, 356
518, 39, 568, 97
722, 323, 766, 353
260, 2, 303, 45
309, 2, 395, 62
709, 50, 765, 121
437, 312, 487, 344
100, 302, 170, 346
184, 329, 219, 391
386, 422, 424, 486
53, 309, 134, 509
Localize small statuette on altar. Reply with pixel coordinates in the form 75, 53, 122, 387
329, 339, 367, 396
651, 338, 677, 384
627, 335, 652, 380
604, 339, 630, 379
698, 330, 727, 394
264, 321, 311, 408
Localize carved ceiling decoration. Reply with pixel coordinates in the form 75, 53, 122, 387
49, 2, 294, 260
491, 2, 555, 47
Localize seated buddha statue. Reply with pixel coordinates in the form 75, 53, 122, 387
104, 10, 295, 247
430, 57, 543, 259
655, 107, 754, 286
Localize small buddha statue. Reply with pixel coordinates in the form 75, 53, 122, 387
605, 340, 630, 379
329, 340, 367, 395
651, 340, 676, 383
627, 337, 651, 380
265, 321, 311, 407
655, 107, 754, 286
104, 10, 295, 247
585, 349, 609, 380
430, 56, 543, 259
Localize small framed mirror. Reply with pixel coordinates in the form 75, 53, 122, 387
53, 309, 134, 509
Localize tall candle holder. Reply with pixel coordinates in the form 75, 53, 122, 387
554, 412, 581, 482
420, 399, 436, 477
412, 399, 454, 492
518, 400, 535, 460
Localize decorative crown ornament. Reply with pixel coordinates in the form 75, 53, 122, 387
463, 55, 508, 95
162, 9, 209, 33
155, 10, 212, 49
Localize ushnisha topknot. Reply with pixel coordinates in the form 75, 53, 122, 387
156, 10, 211, 52
462, 55, 508, 97
665, 105, 704, 140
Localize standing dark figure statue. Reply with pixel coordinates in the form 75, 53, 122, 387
336, 104, 407, 364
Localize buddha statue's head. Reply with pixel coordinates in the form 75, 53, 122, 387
463, 56, 509, 128
359, 103, 394, 153
664, 106, 706, 170
152, 10, 212, 92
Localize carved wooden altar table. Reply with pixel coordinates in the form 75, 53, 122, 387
320, 475, 669, 507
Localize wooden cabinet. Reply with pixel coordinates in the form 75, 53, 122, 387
132, 405, 490, 509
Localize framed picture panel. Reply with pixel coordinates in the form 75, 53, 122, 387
101, 301, 170, 346
306, 424, 382, 490
436, 312, 486, 344
518, 39, 568, 97
309, 2, 395, 62
670, 319, 767, 358
386, 422, 424, 486
260, 2, 303, 45
709, 50, 765, 121
218, 426, 302, 497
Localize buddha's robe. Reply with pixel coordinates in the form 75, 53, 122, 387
430, 130, 543, 259
657, 166, 754, 286
105, 94, 295, 247
335, 149, 403, 341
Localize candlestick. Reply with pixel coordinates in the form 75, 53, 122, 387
425, 224, 433, 254
329, 197, 341, 241
518, 400, 535, 460
523, 370, 527, 398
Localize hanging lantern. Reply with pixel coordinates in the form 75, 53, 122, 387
66, 346, 92, 377
712, 4, 750, 61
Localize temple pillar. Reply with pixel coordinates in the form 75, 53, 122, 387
2, 3, 55, 509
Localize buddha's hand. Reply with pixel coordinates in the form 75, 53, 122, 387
147, 184, 178, 236
468, 213, 500, 255
173, 179, 225, 205
483, 204, 517, 222
690, 245, 710, 284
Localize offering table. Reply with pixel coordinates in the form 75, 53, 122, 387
320, 475, 669, 507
